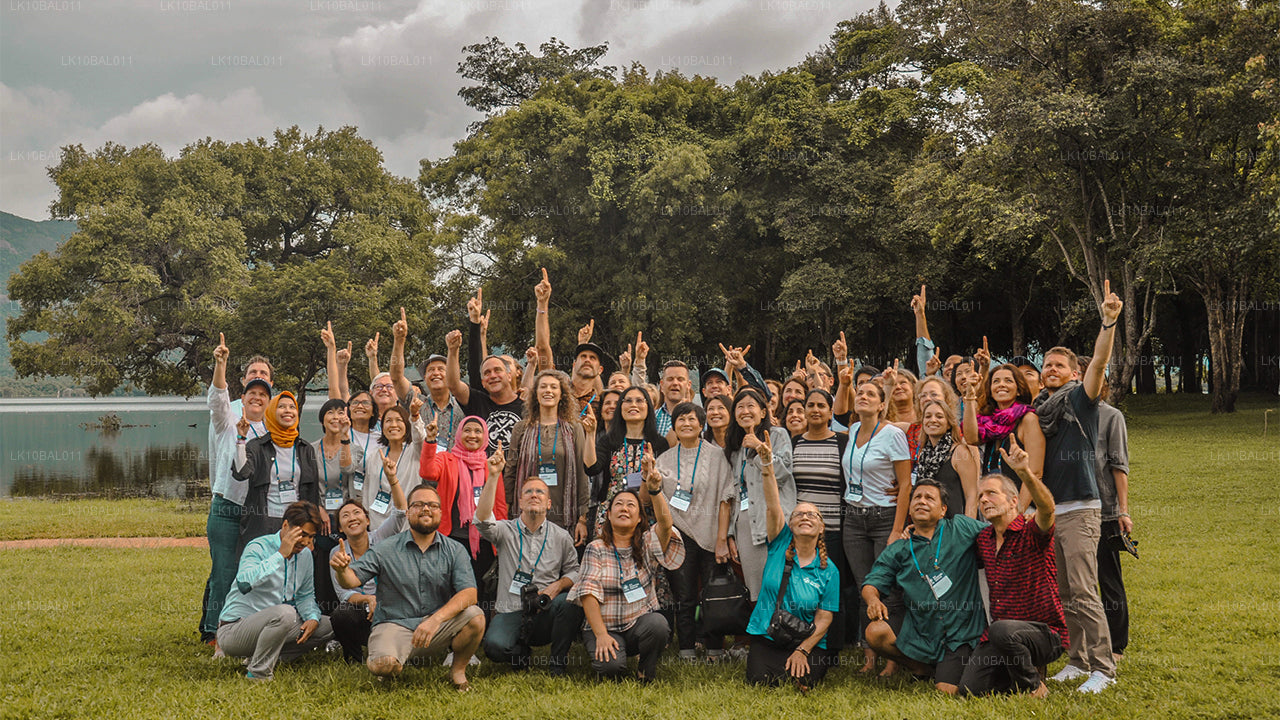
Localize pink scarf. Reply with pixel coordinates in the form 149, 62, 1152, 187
976, 402, 1033, 443
450, 416, 489, 557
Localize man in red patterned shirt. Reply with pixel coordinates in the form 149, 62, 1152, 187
958, 434, 1066, 698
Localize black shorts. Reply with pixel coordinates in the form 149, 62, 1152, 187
931, 644, 974, 686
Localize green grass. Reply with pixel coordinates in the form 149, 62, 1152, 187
0, 497, 208, 541
1, 394, 1277, 719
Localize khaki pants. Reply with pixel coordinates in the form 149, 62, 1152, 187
367, 605, 484, 667
1054, 508, 1116, 676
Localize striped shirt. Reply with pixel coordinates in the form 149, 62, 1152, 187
791, 433, 848, 528
976, 515, 1068, 647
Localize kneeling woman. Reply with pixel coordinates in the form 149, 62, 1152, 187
570, 443, 685, 682
745, 434, 840, 689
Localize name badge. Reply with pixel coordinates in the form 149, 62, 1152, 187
624, 471, 644, 491
926, 570, 953, 599
539, 463, 558, 487
509, 570, 533, 595
352, 472, 364, 493
739, 483, 750, 512
670, 489, 692, 512
436, 442, 448, 454
844, 483, 863, 504
278, 479, 298, 505
473, 484, 484, 502
324, 488, 343, 511
370, 490, 391, 515
910, 470, 919, 487
621, 577, 647, 604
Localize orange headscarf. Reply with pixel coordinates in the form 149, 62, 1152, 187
265, 391, 299, 448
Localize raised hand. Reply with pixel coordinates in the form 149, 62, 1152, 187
577, 319, 595, 344
467, 287, 484, 323
581, 407, 597, 435
279, 524, 304, 558
409, 394, 424, 420
392, 307, 408, 341
336, 341, 352, 367
791, 360, 805, 382
975, 336, 991, 373
641, 442, 656, 479
525, 346, 539, 365
213, 332, 229, 364
329, 537, 353, 570
365, 332, 380, 360
236, 416, 251, 438
618, 344, 632, 374
911, 284, 927, 316
424, 417, 439, 443
838, 364, 853, 387
379, 450, 398, 481
741, 431, 764, 455
479, 308, 491, 337
882, 359, 900, 391
804, 349, 821, 374
832, 331, 847, 364
321, 321, 336, 350
1101, 279, 1123, 324
720, 342, 750, 371
487, 442, 506, 475
634, 331, 649, 362
925, 346, 941, 376
445, 329, 462, 352
998, 432, 1029, 475
534, 267, 551, 306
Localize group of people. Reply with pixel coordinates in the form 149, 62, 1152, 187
196, 272, 1135, 697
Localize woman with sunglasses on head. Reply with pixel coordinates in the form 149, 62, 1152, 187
725, 387, 796, 601
744, 434, 839, 690
234, 390, 324, 552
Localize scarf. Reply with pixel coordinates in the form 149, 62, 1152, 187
450, 416, 489, 557
514, 418, 580, 528
914, 431, 954, 484
1034, 380, 1085, 439
976, 402, 1033, 443
265, 391, 299, 448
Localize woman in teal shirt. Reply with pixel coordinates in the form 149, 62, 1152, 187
744, 434, 840, 690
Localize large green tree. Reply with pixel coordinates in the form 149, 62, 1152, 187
7, 127, 442, 399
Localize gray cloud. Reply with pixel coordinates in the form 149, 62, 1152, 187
0, 0, 877, 219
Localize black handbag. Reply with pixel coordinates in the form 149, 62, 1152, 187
699, 563, 752, 636
766, 554, 814, 650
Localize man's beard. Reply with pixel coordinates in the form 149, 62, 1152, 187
410, 516, 440, 535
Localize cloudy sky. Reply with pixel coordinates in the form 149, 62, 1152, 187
1, 0, 879, 220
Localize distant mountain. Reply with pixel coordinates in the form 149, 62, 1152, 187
1, 211, 78, 380
1, 211, 77, 288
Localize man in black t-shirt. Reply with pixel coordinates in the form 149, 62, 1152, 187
1033, 280, 1123, 694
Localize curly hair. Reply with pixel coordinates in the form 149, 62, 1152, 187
523, 368, 580, 423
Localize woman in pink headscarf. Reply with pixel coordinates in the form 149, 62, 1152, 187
420, 415, 508, 588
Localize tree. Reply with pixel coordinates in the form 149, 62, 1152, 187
457, 37, 616, 115
7, 127, 442, 399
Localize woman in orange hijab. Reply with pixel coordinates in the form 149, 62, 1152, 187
234, 390, 323, 552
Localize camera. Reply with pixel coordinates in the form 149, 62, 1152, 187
518, 584, 551, 645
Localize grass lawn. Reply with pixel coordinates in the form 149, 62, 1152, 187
2, 394, 1277, 719
0, 497, 208, 541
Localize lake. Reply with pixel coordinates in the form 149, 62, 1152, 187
0, 396, 326, 499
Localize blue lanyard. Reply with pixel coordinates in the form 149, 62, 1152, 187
515, 520, 550, 575
677, 441, 702, 492
622, 439, 641, 471
281, 551, 296, 604
272, 446, 296, 486
908, 519, 945, 578
378, 444, 405, 489
537, 423, 559, 463
847, 421, 882, 488
739, 457, 748, 496
613, 545, 638, 583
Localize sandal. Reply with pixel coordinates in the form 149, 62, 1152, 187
452, 680, 471, 693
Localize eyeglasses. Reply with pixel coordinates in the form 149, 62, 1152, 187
408, 501, 442, 512
349, 400, 372, 407
791, 510, 822, 521
522, 487, 548, 496
372, 383, 395, 391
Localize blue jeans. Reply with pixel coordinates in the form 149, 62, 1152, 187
200, 495, 242, 636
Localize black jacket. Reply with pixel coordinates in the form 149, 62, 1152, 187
235, 434, 320, 553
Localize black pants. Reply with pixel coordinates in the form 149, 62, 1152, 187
821, 527, 851, 651
746, 634, 836, 687
957, 620, 1064, 696
582, 612, 670, 681
1097, 519, 1130, 654
667, 539, 725, 652
329, 602, 373, 663
453, 533, 497, 616
482, 596, 584, 671
311, 534, 341, 615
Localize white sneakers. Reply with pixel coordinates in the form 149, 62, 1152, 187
1049, 664, 1089, 682
1077, 671, 1117, 694
441, 652, 482, 667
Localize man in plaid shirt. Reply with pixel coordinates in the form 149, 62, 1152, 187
570, 442, 685, 682
958, 434, 1067, 697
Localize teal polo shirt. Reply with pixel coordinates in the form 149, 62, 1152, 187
863, 514, 987, 663
746, 525, 841, 649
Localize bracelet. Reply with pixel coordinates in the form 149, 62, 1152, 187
836, 359, 849, 367
759, 459, 773, 467
1118, 512, 1130, 518
340, 439, 351, 445
796, 648, 809, 657
236, 435, 246, 441
1101, 319, 1118, 330
647, 487, 662, 496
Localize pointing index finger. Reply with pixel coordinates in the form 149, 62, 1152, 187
219, 332, 225, 345
400, 307, 406, 322
541, 267, 549, 283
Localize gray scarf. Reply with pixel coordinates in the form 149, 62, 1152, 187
1034, 380, 1086, 439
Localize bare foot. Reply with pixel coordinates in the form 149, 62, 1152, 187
858, 649, 877, 674
879, 660, 899, 678
1031, 681, 1049, 699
